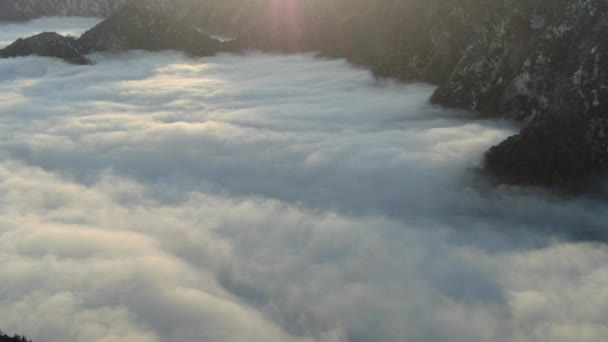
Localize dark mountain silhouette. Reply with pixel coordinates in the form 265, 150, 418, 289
0, 32, 90, 64
78, 4, 225, 55
1, 4, 234, 65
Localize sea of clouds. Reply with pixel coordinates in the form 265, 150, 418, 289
1, 18, 608, 342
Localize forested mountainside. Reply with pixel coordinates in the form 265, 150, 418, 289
2, 0, 608, 189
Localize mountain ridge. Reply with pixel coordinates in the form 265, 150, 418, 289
0, 4, 235, 64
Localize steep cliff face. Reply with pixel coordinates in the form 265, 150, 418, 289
432, 0, 608, 188
485, 116, 608, 188
431, 0, 608, 120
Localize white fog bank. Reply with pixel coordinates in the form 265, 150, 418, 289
1, 18, 608, 342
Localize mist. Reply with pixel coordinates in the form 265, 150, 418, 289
1, 18, 608, 342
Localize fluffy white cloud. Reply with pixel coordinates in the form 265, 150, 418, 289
1, 18, 608, 342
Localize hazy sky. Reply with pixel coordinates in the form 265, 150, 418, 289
1, 17, 608, 342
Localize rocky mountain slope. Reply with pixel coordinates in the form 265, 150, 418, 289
0, 5, 233, 64
1, 0, 608, 190
78, 4, 225, 55
0, 31, 89, 64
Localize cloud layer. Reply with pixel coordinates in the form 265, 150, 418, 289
1, 17, 608, 342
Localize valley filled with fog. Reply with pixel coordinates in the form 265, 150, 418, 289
1, 18, 608, 342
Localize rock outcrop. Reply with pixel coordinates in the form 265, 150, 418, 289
427, 0, 608, 187
486, 117, 608, 188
